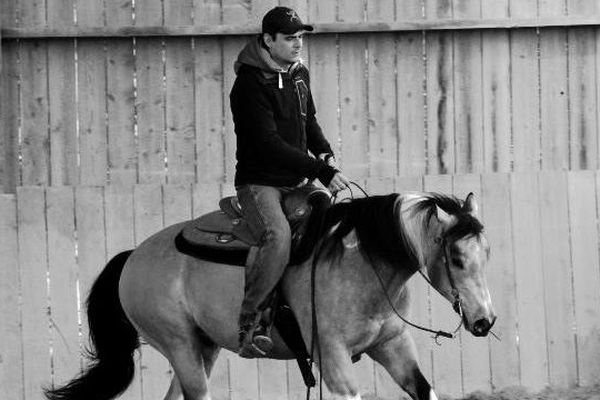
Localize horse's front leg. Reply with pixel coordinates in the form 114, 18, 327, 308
317, 340, 362, 399
367, 329, 437, 400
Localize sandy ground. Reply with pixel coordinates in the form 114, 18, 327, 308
457, 385, 600, 400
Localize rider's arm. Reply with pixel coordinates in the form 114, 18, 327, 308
231, 74, 337, 186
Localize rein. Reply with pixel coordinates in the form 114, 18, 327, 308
306, 183, 464, 400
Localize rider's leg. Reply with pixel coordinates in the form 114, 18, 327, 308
367, 329, 437, 400
236, 184, 291, 356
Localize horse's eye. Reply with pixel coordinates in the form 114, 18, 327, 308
451, 258, 463, 268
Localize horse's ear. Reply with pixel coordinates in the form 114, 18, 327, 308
463, 192, 478, 216
435, 205, 454, 226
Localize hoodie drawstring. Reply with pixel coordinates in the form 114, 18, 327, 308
278, 72, 283, 89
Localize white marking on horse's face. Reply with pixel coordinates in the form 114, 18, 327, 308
430, 388, 439, 400
449, 234, 495, 335
345, 394, 361, 400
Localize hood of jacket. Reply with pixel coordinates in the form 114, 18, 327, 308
234, 36, 301, 78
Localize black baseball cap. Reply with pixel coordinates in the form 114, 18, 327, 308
262, 7, 314, 35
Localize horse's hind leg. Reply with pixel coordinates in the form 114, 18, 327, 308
368, 330, 437, 400
164, 335, 220, 400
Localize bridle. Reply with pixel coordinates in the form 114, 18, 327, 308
418, 235, 464, 339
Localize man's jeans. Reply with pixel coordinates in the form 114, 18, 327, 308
236, 184, 293, 329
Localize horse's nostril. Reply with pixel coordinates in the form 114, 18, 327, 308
473, 318, 491, 336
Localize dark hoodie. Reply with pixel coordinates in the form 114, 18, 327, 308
230, 37, 336, 188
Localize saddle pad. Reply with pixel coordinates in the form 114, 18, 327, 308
180, 210, 257, 250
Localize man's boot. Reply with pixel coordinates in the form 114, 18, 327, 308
238, 313, 273, 358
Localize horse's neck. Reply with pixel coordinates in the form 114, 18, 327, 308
398, 194, 436, 269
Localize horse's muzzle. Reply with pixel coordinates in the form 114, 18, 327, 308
472, 315, 496, 337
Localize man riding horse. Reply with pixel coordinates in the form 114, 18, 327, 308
230, 6, 351, 358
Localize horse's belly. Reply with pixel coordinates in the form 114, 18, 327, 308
119, 223, 294, 358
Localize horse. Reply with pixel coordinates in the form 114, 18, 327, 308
44, 190, 496, 400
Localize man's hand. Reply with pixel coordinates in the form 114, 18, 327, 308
328, 172, 350, 194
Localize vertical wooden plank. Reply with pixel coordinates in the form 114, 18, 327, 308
568, 171, 600, 386
539, 28, 569, 170
194, 0, 221, 25
0, 39, 20, 192
250, 0, 277, 23
133, 184, 173, 400
135, 0, 163, 26
453, 174, 491, 394
222, 0, 250, 23
47, 0, 74, 29
452, 1, 483, 174
480, 1, 511, 173
223, 36, 247, 183
17, 187, 51, 400
164, 1, 196, 184
107, 0, 135, 144
1, 0, 18, 28
46, 1, 77, 186
539, 171, 577, 387
19, 0, 46, 27
106, 38, 137, 185
74, 186, 106, 343
48, 38, 78, 186
135, 37, 167, 184
77, 39, 108, 186
510, 173, 549, 391
0, 194, 24, 400
192, 182, 221, 217
258, 360, 288, 400
339, 34, 369, 178
104, 184, 143, 400
425, 0, 454, 175
481, 173, 520, 390
105, 0, 133, 27
511, 28, 541, 172
397, 32, 426, 176
46, 187, 80, 384
20, 40, 50, 185
194, 38, 226, 182
366, 0, 397, 177
308, 34, 340, 159
308, 0, 335, 22
422, 174, 462, 398
104, 184, 135, 264
567, 27, 598, 170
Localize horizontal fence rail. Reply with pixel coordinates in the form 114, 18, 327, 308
1, 172, 600, 400
3, 16, 600, 38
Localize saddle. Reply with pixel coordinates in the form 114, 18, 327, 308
174, 185, 331, 388
176, 185, 331, 266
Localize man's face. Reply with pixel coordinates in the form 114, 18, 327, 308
265, 31, 304, 67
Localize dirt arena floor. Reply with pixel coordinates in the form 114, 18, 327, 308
457, 385, 600, 400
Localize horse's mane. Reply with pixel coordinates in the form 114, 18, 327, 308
315, 193, 484, 270
316, 194, 417, 270
409, 193, 484, 242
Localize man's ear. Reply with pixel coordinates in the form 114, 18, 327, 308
263, 33, 274, 48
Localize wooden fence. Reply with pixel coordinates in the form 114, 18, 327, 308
2, 0, 600, 398
1, 0, 600, 193
1, 171, 600, 400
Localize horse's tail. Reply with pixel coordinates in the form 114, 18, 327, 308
44, 250, 140, 400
